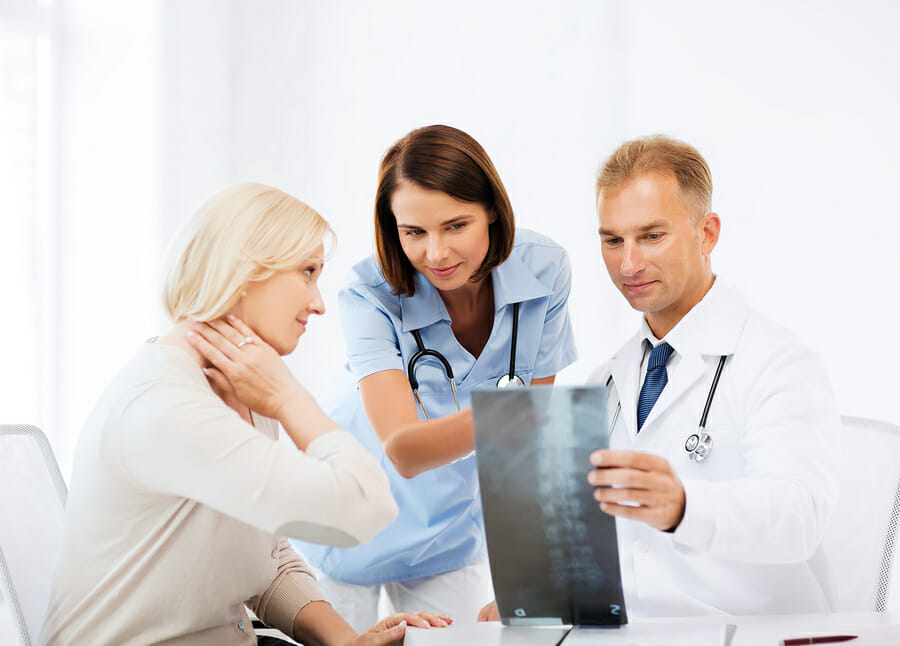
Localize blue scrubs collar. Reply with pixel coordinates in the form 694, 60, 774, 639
399, 250, 552, 333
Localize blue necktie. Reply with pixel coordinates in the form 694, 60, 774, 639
637, 342, 675, 431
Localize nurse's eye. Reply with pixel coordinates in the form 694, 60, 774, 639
448, 222, 466, 231
403, 229, 425, 237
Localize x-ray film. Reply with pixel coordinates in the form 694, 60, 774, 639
472, 385, 627, 627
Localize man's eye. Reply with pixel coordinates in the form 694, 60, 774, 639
647, 233, 663, 241
604, 238, 622, 245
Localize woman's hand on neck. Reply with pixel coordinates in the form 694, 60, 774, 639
156, 322, 254, 426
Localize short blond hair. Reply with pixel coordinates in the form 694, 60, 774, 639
596, 135, 712, 220
163, 182, 333, 322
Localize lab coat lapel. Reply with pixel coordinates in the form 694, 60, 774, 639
638, 280, 747, 434
639, 351, 705, 433
608, 333, 644, 441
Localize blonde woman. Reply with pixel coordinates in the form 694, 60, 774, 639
41, 183, 448, 646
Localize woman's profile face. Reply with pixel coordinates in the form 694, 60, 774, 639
232, 244, 326, 355
391, 181, 493, 294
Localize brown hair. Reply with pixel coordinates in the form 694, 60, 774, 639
374, 125, 515, 296
596, 135, 712, 220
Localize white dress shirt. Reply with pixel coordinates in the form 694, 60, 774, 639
591, 280, 841, 616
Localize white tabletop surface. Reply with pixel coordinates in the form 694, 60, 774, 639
404, 611, 900, 646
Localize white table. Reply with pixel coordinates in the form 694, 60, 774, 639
404, 611, 900, 646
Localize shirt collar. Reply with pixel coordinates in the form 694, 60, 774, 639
399, 250, 552, 333
490, 248, 553, 310
641, 278, 748, 357
399, 271, 451, 333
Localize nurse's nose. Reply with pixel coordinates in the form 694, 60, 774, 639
426, 234, 449, 264
620, 241, 645, 277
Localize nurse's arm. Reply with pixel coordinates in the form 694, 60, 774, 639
361, 371, 556, 479
360, 369, 473, 478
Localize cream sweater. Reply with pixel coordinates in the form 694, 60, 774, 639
40, 343, 397, 645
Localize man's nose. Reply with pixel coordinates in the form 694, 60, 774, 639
620, 241, 645, 276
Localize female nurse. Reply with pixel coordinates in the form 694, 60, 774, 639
297, 125, 578, 630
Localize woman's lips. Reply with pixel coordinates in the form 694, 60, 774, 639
429, 263, 461, 279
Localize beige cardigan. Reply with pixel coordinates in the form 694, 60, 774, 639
40, 343, 397, 645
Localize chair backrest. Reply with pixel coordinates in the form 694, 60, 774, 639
0, 425, 67, 646
811, 415, 900, 612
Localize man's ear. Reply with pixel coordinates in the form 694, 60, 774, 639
699, 212, 721, 257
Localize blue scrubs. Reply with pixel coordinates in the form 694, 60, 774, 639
295, 228, 577, 585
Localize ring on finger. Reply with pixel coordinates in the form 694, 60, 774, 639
237, 336, 254, 349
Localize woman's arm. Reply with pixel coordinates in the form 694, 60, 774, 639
364, 372, 556, 479
361, 370, 473, 478
121, 319, 398, 545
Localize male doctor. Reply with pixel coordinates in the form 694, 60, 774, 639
587, 135, 841, 616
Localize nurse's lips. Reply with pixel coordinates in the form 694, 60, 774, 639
429, 264, 460, 279
624, 281, 657, 294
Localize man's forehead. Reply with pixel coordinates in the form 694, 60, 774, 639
598, 174, 690, 226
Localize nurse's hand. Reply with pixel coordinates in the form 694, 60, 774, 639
587, 450, 686, 532
477, 600, 499, 622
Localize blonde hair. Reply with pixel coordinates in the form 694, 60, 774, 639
163, 182, 333, 322
596, 135, 712, 221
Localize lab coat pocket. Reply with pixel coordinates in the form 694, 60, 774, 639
678, 426, 743, 480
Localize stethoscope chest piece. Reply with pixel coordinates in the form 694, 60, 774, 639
496, 374, 525, 388
685, 430, 713, 462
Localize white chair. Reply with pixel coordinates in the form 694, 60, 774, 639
811, 415, 900, 612
0, 424, 67, 646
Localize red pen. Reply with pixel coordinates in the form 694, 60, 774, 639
780, 636, 857, 646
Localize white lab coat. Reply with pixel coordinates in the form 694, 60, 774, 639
591, 280, 841, 617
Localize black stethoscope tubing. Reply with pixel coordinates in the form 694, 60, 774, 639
408, 302, 523, 419
607, 353, 728, 462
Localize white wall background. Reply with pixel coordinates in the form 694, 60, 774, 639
3, 0, 899, 476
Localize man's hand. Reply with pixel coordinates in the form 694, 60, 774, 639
477, 600, 499, 622
587, 449, 686, 532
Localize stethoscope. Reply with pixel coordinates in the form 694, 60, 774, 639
407, 302, 524, 420
607, 353, 728, 462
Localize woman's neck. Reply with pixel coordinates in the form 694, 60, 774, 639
440, 276, 496, 358
439, 275, 493, 319
155, 322, 206, 367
